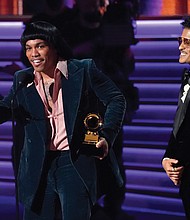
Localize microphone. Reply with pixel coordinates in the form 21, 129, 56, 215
11, 72, 34, 103
17, 72, 34, 90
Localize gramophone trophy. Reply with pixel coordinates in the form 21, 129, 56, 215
80, 113, 104, 156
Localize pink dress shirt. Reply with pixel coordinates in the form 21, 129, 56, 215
34, 60, 69, 151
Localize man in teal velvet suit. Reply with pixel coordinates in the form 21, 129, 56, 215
0, 21, 126, 220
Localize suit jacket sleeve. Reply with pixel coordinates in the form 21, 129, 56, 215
86, 59, 126, 147
0, 82, 15, 124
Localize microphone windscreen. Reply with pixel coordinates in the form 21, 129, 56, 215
17, 72, 34, 87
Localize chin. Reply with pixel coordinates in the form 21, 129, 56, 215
33, 67, 43, 72
179, 58, 187, 64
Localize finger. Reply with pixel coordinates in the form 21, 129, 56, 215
170, 159, 179, 164
171, 178, 179, 184
96, 139, 104, 148
96, 153, 106, 160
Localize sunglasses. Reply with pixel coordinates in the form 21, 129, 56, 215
177, 37, 190, 46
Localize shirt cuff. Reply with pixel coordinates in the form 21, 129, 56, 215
162, 157, 170, 161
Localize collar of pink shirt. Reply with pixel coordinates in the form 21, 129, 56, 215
33, 59, 70, 151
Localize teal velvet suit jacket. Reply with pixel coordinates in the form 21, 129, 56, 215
0, 58, 126, 209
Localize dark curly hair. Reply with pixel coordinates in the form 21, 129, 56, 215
181, 16, 190, 28
20, 21, 73, 60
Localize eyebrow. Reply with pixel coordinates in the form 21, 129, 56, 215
180, 36, 190, 40
25, 41, 47, 47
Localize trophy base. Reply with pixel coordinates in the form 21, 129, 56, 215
79, 143, 104, 157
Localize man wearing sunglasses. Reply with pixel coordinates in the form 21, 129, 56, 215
162, 16, 190, 218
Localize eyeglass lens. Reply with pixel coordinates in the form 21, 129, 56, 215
178, 37, 190, 46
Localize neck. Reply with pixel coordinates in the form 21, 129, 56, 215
40, 72, 54, 83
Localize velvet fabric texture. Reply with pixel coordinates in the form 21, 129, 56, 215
0, 59, 126, 212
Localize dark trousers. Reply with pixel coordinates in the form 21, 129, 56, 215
23, 151, 91, 220
179, 165, 190, 219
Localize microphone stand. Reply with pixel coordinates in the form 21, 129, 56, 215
10, 72, 34, 220
11, 94, 20, 220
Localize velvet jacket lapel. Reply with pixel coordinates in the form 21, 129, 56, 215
22, 61, 85, 146
173, 83, 190, 137
61, 60, 84, 144
23, 77, 48, 144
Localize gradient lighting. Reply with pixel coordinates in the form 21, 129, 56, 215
0, 22, 23, 39
135, 20, 183, 38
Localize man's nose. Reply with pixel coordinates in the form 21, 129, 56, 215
179, 42, 185, 50
31, 48, 39, 56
